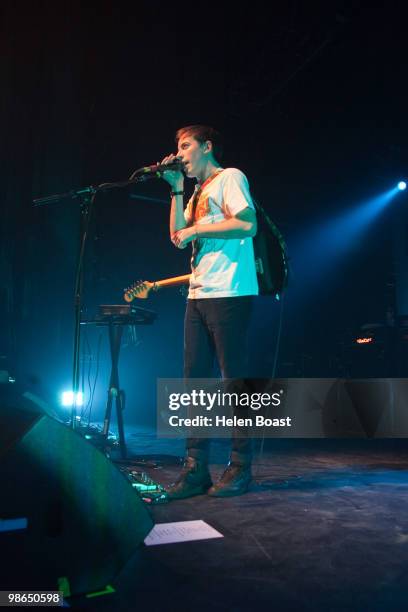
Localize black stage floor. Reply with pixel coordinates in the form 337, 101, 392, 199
70, 431, 408, 611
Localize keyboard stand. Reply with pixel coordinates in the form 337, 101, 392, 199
81, 305, 157, 460
103, 322, 127, 458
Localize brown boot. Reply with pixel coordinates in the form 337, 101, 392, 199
166, 457, 212, 500
207, 461, 251, 497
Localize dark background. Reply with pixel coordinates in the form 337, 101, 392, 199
1, 1, 407, 425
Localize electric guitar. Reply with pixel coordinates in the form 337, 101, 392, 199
123, 274, 191, 302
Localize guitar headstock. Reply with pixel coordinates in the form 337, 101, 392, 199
123, 280, 154, 302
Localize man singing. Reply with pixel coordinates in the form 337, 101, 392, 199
161, 125, 258, 498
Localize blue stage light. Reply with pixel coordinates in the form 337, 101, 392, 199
398, 181, 407, 191
60, 390, 83, 407
290, 184, 402, 294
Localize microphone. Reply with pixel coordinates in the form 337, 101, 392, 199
129, 159, 185, 181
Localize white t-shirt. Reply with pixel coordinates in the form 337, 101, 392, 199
184, 167, 259, 299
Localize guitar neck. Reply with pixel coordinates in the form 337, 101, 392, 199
154, 274, 191, 289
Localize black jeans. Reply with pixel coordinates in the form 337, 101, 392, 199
184, 296, 254, 464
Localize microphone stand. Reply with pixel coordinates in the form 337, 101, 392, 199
33, 172, 160, 430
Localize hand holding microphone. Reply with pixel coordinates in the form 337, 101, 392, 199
129, 155, 185, 187
158, 154, 185, 189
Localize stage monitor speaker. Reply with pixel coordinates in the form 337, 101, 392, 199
0, 386, 153, 596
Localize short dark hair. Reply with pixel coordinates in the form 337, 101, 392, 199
175, 125, 224, 162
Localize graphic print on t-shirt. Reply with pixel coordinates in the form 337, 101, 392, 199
193, 196, 210, 222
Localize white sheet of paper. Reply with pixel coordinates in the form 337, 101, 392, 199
144, 520, 223, 546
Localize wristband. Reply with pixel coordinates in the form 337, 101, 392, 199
170, 190, 185, 197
